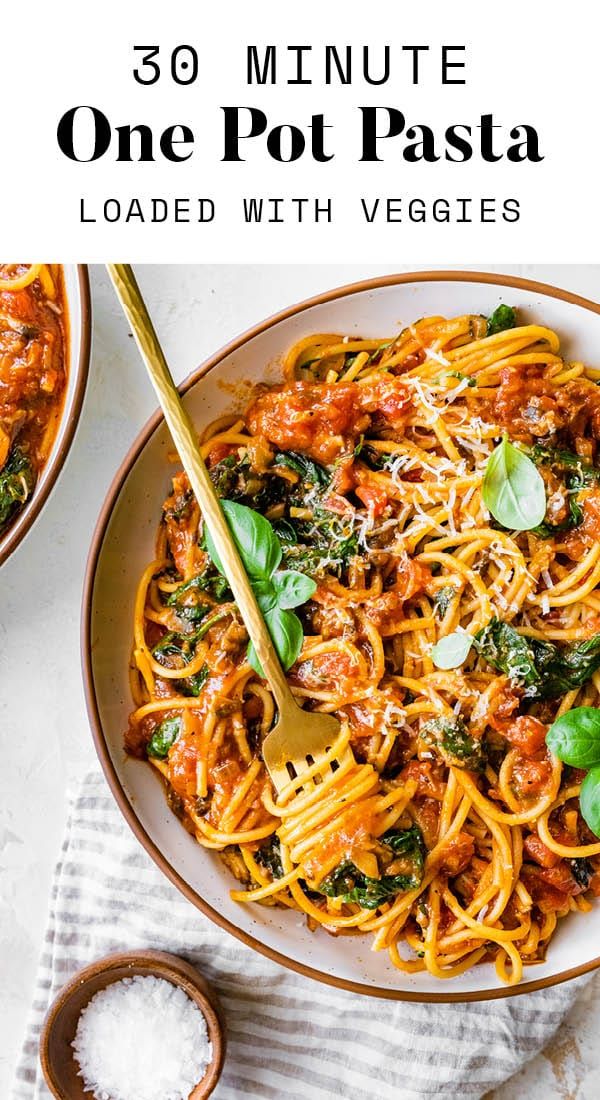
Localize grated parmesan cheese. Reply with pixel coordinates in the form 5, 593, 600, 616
424, 345, 450, 367
72, 974, 212, 1100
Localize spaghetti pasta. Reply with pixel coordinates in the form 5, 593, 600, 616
126, 308, 600, 985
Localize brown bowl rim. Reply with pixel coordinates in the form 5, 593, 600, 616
0, 263, 92, 568
39, 949, 225, 1100
82, 268, 600, 1003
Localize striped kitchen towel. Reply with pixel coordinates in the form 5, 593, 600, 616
11, 770, 590, 1100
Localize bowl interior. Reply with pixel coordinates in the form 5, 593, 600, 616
40, 951, 223, 1100
87, 273, 600, 1000
0, 264, 90, 565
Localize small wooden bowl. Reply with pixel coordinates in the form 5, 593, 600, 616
39, 950, 225, 1100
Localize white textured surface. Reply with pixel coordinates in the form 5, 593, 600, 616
2, 264, 600, 1097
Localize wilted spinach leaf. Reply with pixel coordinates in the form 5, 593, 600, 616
474, 618, 600, 700
255, 836, 284, 879
421, 716, 486, 770
147, 716, 181, 759
0, 446, 35, 532
274, 450, 329, 486
434, 586, 457, 619
487, 304, 516, 336
317, 825, 425, 910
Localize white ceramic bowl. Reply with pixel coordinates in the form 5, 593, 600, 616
0, 265, 91, 567
83, 271, 600, 1001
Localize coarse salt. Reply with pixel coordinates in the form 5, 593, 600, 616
72, 974, 212, 1100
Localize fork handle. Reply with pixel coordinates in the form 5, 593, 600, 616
107, 263, 299, 717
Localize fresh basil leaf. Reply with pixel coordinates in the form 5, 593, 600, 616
247, 606, 304, 675
546, 707, 600, 769
487, 304, 516, 336
431, 631, 473, 670
273, 570, 317, 610
147, 716, 181, 759
579, 766, 600, 838
252, 578, 278, 615
205, 499, 282, 580
483, 437, 546, 531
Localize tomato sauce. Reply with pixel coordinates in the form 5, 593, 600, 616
247, 378, 412, 465
0, 264, 67, 533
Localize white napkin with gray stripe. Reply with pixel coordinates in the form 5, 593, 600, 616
11, 771, 591, 1100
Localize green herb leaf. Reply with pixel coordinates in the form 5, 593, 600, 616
530, 443, 600, 485
473, 618, 541, 690
433, 585, 456, 619
579, 766, 600, 838
483, 437, 546, 531
318, 826, 425, 910
247, 606, 304, 675
255, 836, 284, 879
431, 632, 473, 670
272, 518, 297, 544
252, 578, 278, 615
534, 635, 600, 698
546, 707, 600, 769
446, 370, 476, 387
273, 570, 317, 610
0, 445, 36, 533
147, 716, 181, 759
421, 716, 486, 771
205, 499, 281, 580
474, 619, 600, 700
487, 304, 516, 336
571, 857, 594, 888
181, 664, 209, 698
274, 450, 329, 486
166, 572, 230, 608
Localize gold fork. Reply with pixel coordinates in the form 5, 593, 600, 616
107, 263, 348, 794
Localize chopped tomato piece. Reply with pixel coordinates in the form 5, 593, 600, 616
589, 873, 600, 897
207, 442, 238, 466
523, 834, 561, 868
400, 761, 446, 801
503, 716, 548, 757
437, 832, 475, 876
488, 684, 521, 731
522, 862, 582, 913
246, 381, 369, 464
396, 555, 432, 600
290, 649, 358, 693
410, 797, 441, 849
355, 480, 389, 517
168, 737, 199, 801
511, 752, 553, 799
246, 378, 412, 465
358, 376, 412, 428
